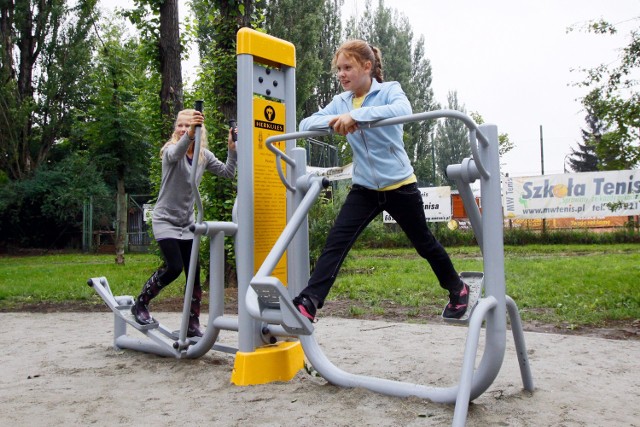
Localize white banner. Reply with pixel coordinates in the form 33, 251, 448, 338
384, 186, 452, 223
307, 163, 353, 181
143, 204, 154, 221
503, 170, 640, 219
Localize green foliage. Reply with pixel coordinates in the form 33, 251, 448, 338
434, 92, 471, 187
328, 245, 640, 326
0, 0, 97, 180
265, 0, 326, 120
567, 110, 603, 172
0, 153, 111, 248
120, 1, 163, 50
80, 25, 155, 193
502, 227, 640, 245
570, 17, 640, 170
406, 35, 438, 186
308, 186, 344, 266
314, 0, 344, 113
469, 111, 514, 157
345, 0, 439, 186
188, 0, 267, 279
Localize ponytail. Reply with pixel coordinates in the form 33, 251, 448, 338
369, 45, 384, 83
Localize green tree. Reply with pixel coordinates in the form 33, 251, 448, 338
159, 0, 184, 135
407, 35, 439, 186
469, 111, 514, 157
265, 0, 324, 121
434, 91, 471, 187
347, 0, 413, 87
346, 0, 439, 185
0, 0, 97, 180
265, 0, 344, 164
570, 17, 640, 170
121, 0, 184, 140
0, 153, 111, 248
567, 110, 605, 172
314, 0, 344, 114
190, 0, 266, 281
81, 21, 152, 263
191, 0, 266, 122
568, 141, 598, 173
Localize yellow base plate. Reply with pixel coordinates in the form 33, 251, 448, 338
231, 341, 304, 385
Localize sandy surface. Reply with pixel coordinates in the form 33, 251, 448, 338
2, 312, 639, 426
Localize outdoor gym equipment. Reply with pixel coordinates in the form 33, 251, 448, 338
88, 28, 533, 427
250, 110, 534, 427
88, 28, 311, 380
87, 98, 240, 358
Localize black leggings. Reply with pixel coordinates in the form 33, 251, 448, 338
157, 238, 201, 290
301, 183, 461, 307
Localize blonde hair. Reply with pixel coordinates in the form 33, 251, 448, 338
332, 39, 384, 83
160, 109, 209, 164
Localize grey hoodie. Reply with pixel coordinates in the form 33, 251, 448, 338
152, 133, 237, 240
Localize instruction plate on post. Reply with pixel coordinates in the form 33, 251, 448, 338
252, 98, 288, 285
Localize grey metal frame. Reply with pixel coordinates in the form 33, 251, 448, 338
88, 44, 302, 358
87, 28, 533, 426
247, 111, 534, 427
87, 106, 241, 359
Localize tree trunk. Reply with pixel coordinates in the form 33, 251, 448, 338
159, 0, 183, 140
115, 179, 127, 265
0, 2, 15, 81
14, 1, 40, 178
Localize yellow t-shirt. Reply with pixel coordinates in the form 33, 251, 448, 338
378, 174, 417, 191
352, 95, 365, 109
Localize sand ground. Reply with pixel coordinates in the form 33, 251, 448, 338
1, 312, 639, 426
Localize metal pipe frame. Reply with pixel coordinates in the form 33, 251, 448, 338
257, 111, 533, 427
88, 220, 239, 359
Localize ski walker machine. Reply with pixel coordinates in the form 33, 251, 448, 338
88, 28, 534, 427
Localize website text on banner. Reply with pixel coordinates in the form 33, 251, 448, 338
384, 186, 452, 223
503, 169, 640, 220
307, 163, 353, 182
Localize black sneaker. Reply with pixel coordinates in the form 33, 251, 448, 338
443, 282, 469, 319
293, 295, 316, 322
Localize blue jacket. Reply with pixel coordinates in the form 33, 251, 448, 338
299, 79, 413, 189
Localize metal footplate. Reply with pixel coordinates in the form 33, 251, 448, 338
442, 271, 484, 324
118, 306, 160, 331
87, 276, 160, 332
251, 278, 314, 336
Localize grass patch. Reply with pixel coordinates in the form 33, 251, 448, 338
0, 253, 188, 306
0, 244, 638, 329
330, 244, 640, 327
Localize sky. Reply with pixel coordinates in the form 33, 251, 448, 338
344, 0, 639, 177
101, 0, 639, 177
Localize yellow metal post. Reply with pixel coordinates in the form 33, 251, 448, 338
232, 28, 303, 385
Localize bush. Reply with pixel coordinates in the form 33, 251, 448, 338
306, 185, 640, 258
308, 186, 346, 267
502, 227, 640, 245
0, 154, 111, 249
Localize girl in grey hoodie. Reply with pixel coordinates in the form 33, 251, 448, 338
131, 109, 237, 337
